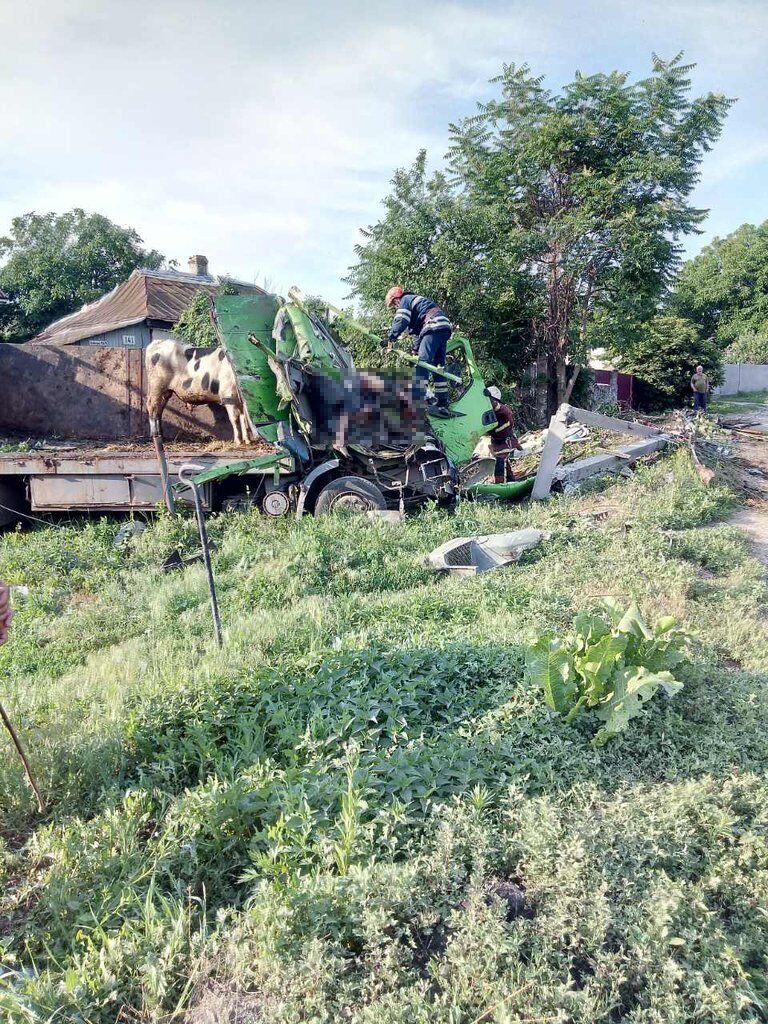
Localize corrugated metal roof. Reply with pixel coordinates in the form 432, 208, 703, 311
31, 269, 266, 345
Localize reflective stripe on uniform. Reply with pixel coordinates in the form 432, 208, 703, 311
421, 316, 451, 333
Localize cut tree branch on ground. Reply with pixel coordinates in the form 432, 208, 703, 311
0, 699, 46, 814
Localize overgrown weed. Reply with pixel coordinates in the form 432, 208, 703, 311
1, 449, 767, 1022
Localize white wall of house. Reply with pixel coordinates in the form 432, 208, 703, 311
715, 363, 768, 395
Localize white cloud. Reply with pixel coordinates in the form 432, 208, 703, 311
1, 0, 766, 303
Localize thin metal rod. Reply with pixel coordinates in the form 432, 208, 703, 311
152, 433, 176, 514
392, 349, 463, 383
0, 698, 46, 813
179, 466, 222, 647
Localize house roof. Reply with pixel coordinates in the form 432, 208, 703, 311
31, 268, 266, 345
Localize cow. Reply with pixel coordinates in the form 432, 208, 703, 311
145, 339, 253, 444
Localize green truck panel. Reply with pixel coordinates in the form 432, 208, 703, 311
215, 294, 288, 441
209, 291, 521, 498
427, 336, 495, 464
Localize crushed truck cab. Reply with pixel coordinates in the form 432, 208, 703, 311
194, 294, 496, 516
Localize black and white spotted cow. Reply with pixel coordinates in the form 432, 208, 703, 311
145, 339, 253, 444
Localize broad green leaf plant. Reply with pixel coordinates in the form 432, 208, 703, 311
525, 600, 689, 745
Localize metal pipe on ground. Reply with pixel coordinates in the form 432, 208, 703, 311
152, 433, 176, 514
178, 465, 223, 647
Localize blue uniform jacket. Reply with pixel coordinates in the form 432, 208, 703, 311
387, 293, 452, 344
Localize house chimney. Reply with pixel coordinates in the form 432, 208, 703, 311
188, 254, 209, 277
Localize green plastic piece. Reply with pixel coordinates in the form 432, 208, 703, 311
187, 450, 294, 487
427, 336, 495, 464
215, 294, 288, 442
466, 477, 535, 500
279, 303, 351, 375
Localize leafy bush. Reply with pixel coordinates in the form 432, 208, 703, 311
724, 331, 768, 365
173, 280, 240, 348
525, 600, 689, 744
611, 315, 723, 411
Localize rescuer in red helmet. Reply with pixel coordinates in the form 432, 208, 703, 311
484, 386, 523, 483
384, 287, 452, 413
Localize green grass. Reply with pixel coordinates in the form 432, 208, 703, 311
1, 451, 767, 1023
710, 389, 768, 414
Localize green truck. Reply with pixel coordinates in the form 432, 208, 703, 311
186, 292, 514, 516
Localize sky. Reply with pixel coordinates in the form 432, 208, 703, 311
1, 0, 766, 305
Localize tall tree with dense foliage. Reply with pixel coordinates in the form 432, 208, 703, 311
0, 209, 163, 341
670, 220, 768, 346
349, 56, 731, 419
614, 314, 723, 411
346, 154, 536, 388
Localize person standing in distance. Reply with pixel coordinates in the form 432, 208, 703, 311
690, 365, 710, 413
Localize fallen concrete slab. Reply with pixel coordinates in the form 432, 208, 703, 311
553, 436, 669, 488
532, 404, 667, 499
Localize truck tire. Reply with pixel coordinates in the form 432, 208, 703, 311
314, 476, 387, 516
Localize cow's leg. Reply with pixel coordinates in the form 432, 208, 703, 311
147, 386, 171, 438
239, 412, 252, 444
224, 403, 242, 444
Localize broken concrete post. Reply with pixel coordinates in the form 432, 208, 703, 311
532, 406, 571, 499
532, 403, 667, 500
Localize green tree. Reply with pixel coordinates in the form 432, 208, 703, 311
724, 331, 768, 365
613, 315, 723, 411
0, 209, 163, 341
670, 220, 768, 346
173, 280, 240, 348
346, 153, 536, 389
349, 56, 731, 419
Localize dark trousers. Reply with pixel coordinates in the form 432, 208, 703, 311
413, 327, 451, 407
693, 391, 707, 412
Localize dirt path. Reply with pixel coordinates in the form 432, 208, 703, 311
720, 407, 768, 567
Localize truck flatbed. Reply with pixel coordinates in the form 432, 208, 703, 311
0, 438, 282, 516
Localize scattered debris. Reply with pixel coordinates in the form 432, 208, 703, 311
367, 509, 405, 524
426, 527, 547, 575
113, 520, 146, 549
532, 404, 668, 500
695, 464, 716, 487
460, 455, 498, 486
161, 546, 216, 572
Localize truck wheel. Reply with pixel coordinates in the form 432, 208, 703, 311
314, 476, 387, 516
